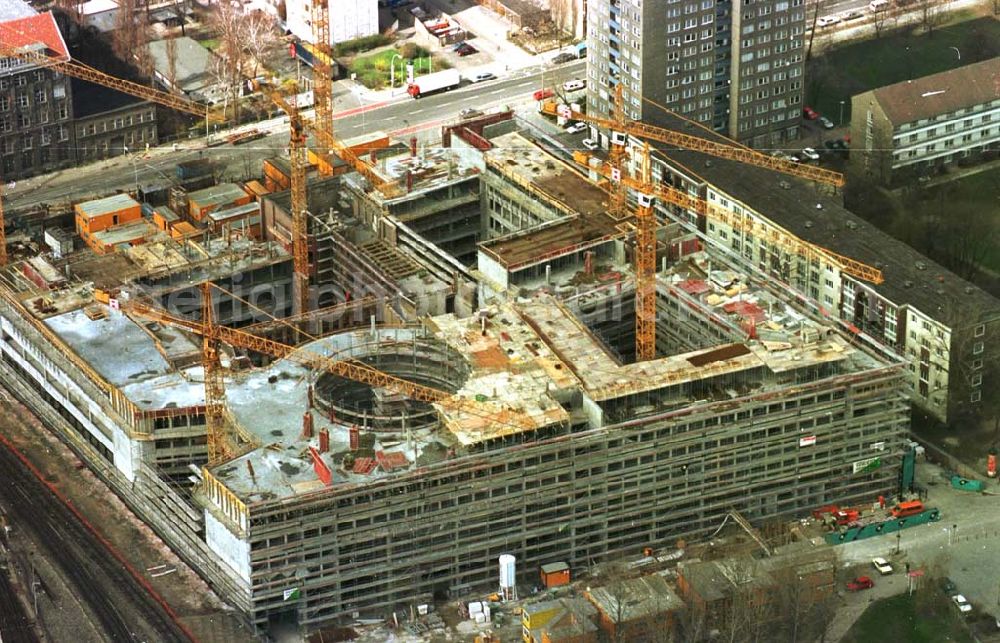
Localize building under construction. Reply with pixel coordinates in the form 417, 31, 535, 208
0, 118, 912, 633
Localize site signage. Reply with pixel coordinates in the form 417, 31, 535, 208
852, 456, 882, 473
799, 435, 817, 447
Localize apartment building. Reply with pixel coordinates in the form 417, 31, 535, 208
631, 113, 1000, 425
0, 9, 76, 180
73, 78, 157, 163
849, 57, 1000, 186
585, 0, 805, 148
285, 0, 378, 46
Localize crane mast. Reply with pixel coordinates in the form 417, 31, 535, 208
310, 0, 336, 176
200, 283, 233, 463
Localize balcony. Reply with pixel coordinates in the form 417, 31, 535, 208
610, 18, 621, 30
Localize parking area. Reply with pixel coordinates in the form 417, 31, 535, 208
420, 0, 541, 70
829, 457, 1000, 640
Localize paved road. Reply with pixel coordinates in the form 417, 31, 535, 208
5, 61, 585, 216
825, 458, 1000, 640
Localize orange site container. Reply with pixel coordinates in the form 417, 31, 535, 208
540, 562, 570, 588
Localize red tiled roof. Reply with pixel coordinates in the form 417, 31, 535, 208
352, 457, 377, 474
0, 11, 70, 61
376, 451, 409, 472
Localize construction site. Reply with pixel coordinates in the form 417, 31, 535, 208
0, 16, 920, 634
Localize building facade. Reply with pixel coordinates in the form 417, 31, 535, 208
849, 57, 1000, 187
585, 0, 805, 147
286, 0, 378, 46
0, 10, 76, 180
73, 84, 158, 163
637, 128, 1000, 425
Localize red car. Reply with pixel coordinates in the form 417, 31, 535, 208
847, 576, 874, 591
533, 88, 555, 101
803, 106, 819, 120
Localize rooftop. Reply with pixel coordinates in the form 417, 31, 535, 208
864, 57, 1000, 126
587, 576, 683, 621
147, 36, 220, 99
479, 132, 625, 270
188, 183, 250, 208
0, 11, 70, 68
644, 111, 1000, 326
76, 193, 141, 219
90, 220, 158, 248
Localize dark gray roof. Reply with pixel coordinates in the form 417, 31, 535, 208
865, 57, 1000, 126
644, 112, 1000, 327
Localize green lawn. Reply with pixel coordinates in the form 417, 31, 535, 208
842, 593, 974, 643
199, 37, 220, 52
806, 17, 1000, 122
349, 48, 450, 90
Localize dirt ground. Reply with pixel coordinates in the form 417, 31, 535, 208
0, 388, 255, 643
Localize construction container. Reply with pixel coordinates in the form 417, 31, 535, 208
74, 193, 142, 241
170, 221, 198, 240
950, 476, 984, 492
540, 562, 570, 588
152, 206, 180, 232
187, 183, 252, 222
176, 158, 215, 181
88, 220, 156, 255
263, 157, 292, 192
306, 149, 349, 176
242, 180, 270, 201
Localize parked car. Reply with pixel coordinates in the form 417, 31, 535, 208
456, 44, 478, 56
846, 576, 874, 591
940, 577, 958, 595
565, 122, 587, 134
817, 15, 841, 27
459, 108, 484, 119
952, 594, 973, 615
819, 116, 835, 129
842, 9, 864, 19
770, 150, 790, 160
552, 52, 577, 64
562, 79, 586, 92
469, 72, 496, 83
800, 147, 820, 161
872, 557, 893, 575
582, 138, 599, 150
802, 106, 819, 120
869, 0, 889, 11
533, 88, 555, 101
788, 154, 802, 163
451, 40, 467, 51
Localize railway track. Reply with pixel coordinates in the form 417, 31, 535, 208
0, 441, 190, 642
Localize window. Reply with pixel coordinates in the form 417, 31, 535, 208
971, 390, 981, 403
0, 96, 8, 111
17, 93, 28, 108
971, 373, 982, 387
974, 324, 985, 337
57, 103, 67, 120
33, 88, 46, 104
973, 341, 984, 355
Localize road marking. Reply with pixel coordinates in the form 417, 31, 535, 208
488, 89, 504, 95
412, 109, 424, 114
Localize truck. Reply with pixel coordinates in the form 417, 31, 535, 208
407, 69, 461, 98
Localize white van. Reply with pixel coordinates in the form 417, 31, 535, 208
562, 79, 586, 92
869, 0, 889, 11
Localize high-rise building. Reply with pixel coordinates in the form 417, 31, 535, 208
285, 0, 379, 46
585, 0, 807, 148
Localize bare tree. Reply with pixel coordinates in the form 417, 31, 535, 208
871, 5, 889, 38
243, 11, 279, 78
211, 1, 251, 121
805, 0, 821, 61
918, 0, 944, 35
165, 34, 178, 92
114, 0, 152, 80
549, 0, 571, 52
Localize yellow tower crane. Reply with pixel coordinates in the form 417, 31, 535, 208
542, 85, 850, 361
